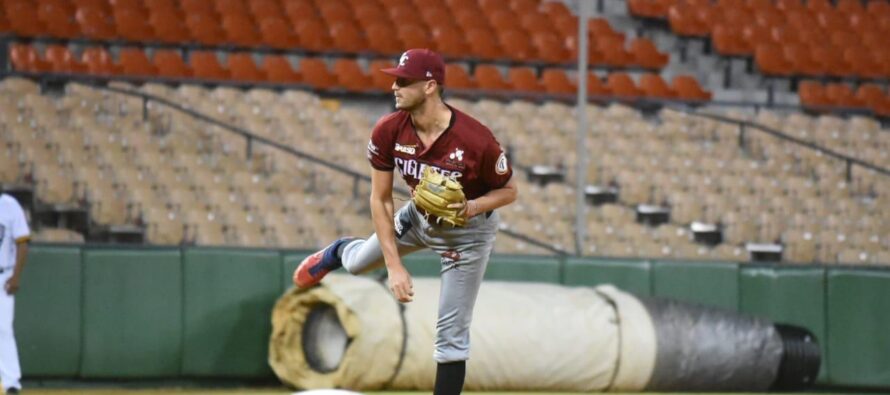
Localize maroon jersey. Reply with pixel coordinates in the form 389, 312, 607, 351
367, 105, 513, 200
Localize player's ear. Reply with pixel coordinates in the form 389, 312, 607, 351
425, 80, 439, 96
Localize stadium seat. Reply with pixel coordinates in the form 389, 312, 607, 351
606, 73, 643, 99
262, 55, 301, 83
369, 59, 397, 91
465, 28, 504, 60
434, 26, 472, 59
474, 64, 510, 91
249, 0, 283, 20
38, 3, 81, 39
119, 48, 157, 76
333, 58, 373, 92
672, 75, 712, 101
45, 45, 86, 73
365, 23, 404, 56
824, 83, 863, 108
216, 0, 250, 15
499, 29, 537, 62
798, 80, 831, 108
629, 38, 669, 69
754, 43, 793, 76
444, 63, 475, 90
540, 68, 575, 95
639, 73, 677, 99
149, 9, 191, 43
397, 24, 434, 52
329, 22, 370, 53
507, 67, 544, 92
294, 19, 333, 52
259, 17, 300, 49
75, 7, 117, 40
227, 53, 266, 82
5, 1, 45, 37
221, 14, 262, 47
153, 50, 192, 78
181, 0, 216, 15
114, 8, 155, 41
9, 44, 52, 73
81, 47, 120, 75
299, 58, 339, 90
186, 14, 226, 45
190, 51, 230, 80
532, 31, 569, 64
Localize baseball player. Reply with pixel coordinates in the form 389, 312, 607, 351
294, 49, 517, 394
0, 193, 30, 395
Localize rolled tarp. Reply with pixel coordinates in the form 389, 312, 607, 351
269, 274, 815, 392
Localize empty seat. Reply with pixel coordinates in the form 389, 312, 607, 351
294, 19, 332, 52
333, 59, 373, 92
186, 14, 226, 45
499, 29, 537, 62
299, 57, 339, 90
366, 23, 404, 56
368, 59, 396, 91
189, 51, 230, 80
824, 83, 862, 108
474, 65, 510, 91
540, 68, 575, 95
639, 73, 676, 99
507, 67, 544, 92
81, 47, 120, 75
221, 14, 262, 47
444, 63, 475, 89
397, 23, 434, 52
227, 53, 265, 82
798, 80, 831, 108
119, 48, 157, 76
153, 49, 192, 78
262, 55, 301, 83
114, 8, 155, 41
465, 27, 504, 60
606, 73, 643, 99
38, 3, 81, 38
45, 45, 86, 73
149, 9, 191, 43
672, 75, 712, 101
76, 7, 117, 40
629, 37, 669, 69
259, 17, 300, 49
330, 22, 369, 53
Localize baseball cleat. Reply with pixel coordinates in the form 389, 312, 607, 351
293, 237, 355, 288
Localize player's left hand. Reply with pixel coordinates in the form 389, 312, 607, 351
5, 275, 19, 295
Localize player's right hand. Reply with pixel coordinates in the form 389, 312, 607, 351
387, 265, 414, 303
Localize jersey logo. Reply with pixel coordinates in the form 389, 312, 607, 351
367, 140, 380, 156
448, 148, 464, 161
395, 143, 416, 155
496, 151, 509, 175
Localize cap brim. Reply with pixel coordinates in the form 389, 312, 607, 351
380, 67, 421, 80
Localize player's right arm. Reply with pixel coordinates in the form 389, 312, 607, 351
369, 168, 413, 303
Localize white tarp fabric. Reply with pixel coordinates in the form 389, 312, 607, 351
269, 275, 656, 391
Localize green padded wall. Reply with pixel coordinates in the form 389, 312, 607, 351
80, 248, 182, 377
563, 258, 652, 296
181, 248, 282, 378
740, 266, 827, 382
652, 260, 739, 310
16, 245, 81, 377
485, 254, 561, 283
827, 269, 890, 388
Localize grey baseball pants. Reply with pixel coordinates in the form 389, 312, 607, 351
340, 201, 499, 363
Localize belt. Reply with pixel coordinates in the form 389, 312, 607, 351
416, 206, 492, 225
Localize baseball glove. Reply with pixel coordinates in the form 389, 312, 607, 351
413, 166, 467, 227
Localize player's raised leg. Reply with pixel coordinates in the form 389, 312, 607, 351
293, 204, 425, 288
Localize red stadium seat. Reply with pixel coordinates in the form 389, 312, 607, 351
333, 58, 373, 92
75, 7, 117, 40
672, 75, 712, 101
532, 31, 570, 64
153, 49, 192, 78
605, 73, 643, 99
81, 47, 120, 75
190, 51, 230, 80
540, 68, 575, 95
299, 57, 339, 90
186, 14, 226, 45
369, 59, 397, 91
227, 53, 265, 82
499, 29, 537, 62
249, 0, 283, 20
474, 64, 510, 91
824, 83, 863, 108
114, 8, 155, 41
586, 72, 610, 97
294, 19, 333, 52
9, 43, 52, 73
638, 73, 677, 99
798, 80, 831, 108
119, 48, 157, 76
259, 17, 300, 49
754, 43, 793, 76
5, 2, 46, 37
507, 66, 544, 92
262, 55, 301, 83
397, 24, 434, 52
444, 63, 475, 89
38, 4, 81, 39
629, 38, 669, 69
465, 28, 504, 60
149, 9, 191, 43
45, 45, 87, 73
366, 23, 404, 56
433, 26, 472, 59
221, 14, 262, 47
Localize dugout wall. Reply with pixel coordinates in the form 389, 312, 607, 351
15, 244, 890, 390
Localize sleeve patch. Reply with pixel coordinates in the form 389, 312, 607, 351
495, 151, 509, 175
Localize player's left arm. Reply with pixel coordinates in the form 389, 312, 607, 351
461, 177, 517, 218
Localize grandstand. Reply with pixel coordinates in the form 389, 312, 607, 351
0, 0, 888, 264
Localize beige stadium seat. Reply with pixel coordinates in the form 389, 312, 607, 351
0, 152, 21, 184
32, 228, 85, 243
89, 189, 130, 226
34, 165, 77, 206
144, 211, 186, 245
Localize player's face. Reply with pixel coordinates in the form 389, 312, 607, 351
392, 78, 432, 110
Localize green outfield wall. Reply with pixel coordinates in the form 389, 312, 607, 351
15, 244, 890, 390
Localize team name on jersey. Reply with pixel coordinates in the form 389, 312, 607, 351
395, 143, 416, 155
395, 158, 463, 180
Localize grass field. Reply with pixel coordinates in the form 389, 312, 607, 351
17, 390, 876, 395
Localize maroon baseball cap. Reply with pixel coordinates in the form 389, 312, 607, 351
380, 49, 446, 85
